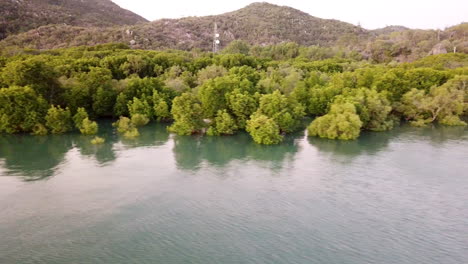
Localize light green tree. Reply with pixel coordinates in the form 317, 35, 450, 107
196, 65, 227, 85
152, 90, 171, 121
80, 118, 98, 135
398, 76, 467, 126
337, 88, 394, 131
198, 76, 238, 118
246, 113, 283, 145
207, 110, 238, 136
113, 116, 140, 138
226, 89, 258, 129
45, 105, 73, 134
308, 102, 363, 140
256, 90, 305, 133
131, 114, 150, 127
73, 107, 89, 129
127, 97, 152, 126
308, 84, 342, 116
73, 107, 99, 135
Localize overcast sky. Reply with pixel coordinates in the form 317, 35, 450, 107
112, 0, 467, 30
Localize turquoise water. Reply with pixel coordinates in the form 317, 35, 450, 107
0, 122, 467, 264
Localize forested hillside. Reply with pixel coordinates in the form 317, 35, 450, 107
0, 44, 466, 144
0, 0, 147, 40
1, 2, 466, 63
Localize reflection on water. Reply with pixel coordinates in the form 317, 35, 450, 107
308, 124, 468, 156
307, 128, 398, 162
0, 121, 173, 181
0, 122, 466, 181
0, 122, 467, 264
0, 134, 72, 181
173, 131, 302, 170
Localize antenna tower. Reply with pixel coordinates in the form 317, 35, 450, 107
213, 22, 220, 53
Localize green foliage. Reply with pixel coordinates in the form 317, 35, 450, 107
45, 105, 73, 134
226, 89, 258, 129
62, 77, 92, 114
128, 97, 152, 119
257, 66, 304, 94
222, 40, 251, 55
0, 42, 466, 144
197, 65, 227, 85
31, 123, 48, 136
374, 68, 450, 101
1, 57, 61, 104
131, 114, 150, 127
256, 90, 305, 133
79, 67, 113, 91
80, 118, 99, 135
124, 127, 140, 138
337, 88, 394, 131
398, 76, 467, 126
0, 86, 48, 133
246, 113, 283, 145
120, 55, 154, 78
411, 53, 468, 69
92, 86, 116, 117
113, 116, 141, 138
215, 54, 258, 69
308, 103, 363, 140
113, 116, 132, 133
73, 107, 88, 129
152, 91, 171, 121
73, 107, 98, 135
308, 84, 342, 115
198, 76, 239, 118
252, 42, 301, 60
114, 93, 129, 117
207, 110, 238, 136
397, 89, 429, 125
439, 115, 467, 126
121, 77, 166, 101
168, 93, 204, 135
91, 136, 105, 145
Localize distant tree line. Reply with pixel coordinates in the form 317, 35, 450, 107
0, 43, 466, 144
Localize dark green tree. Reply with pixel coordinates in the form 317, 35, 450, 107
198, 76, 238, 118
0, 86, 48, 134
1, 57, 61, 104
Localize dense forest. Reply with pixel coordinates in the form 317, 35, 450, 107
0, 43, 467, 144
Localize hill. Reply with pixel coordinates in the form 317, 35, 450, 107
0, 2, 368, 50
371, 25, 410, 36
0, 2, 466, 62
0, 0, 147, 40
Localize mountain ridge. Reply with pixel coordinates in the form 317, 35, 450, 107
0, 1, 466, 62
0, 0, 148, 40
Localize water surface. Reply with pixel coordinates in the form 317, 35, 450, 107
1, 123, 467, 264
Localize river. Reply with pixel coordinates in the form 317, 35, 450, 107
0, 122, 467, 264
